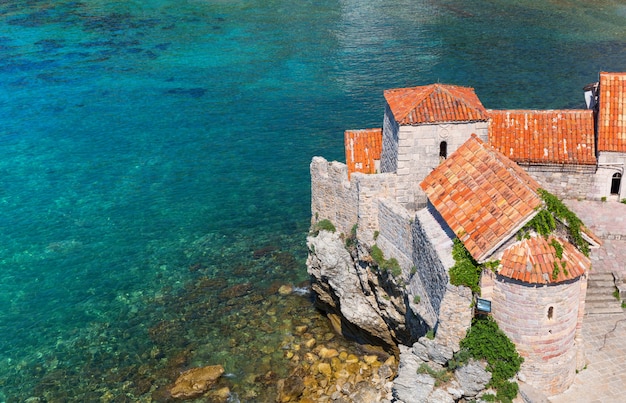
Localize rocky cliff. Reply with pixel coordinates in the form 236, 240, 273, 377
306, 229, 472, 354
305, 228, 507, 402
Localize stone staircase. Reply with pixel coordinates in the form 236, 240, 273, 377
585, 272, 623, 315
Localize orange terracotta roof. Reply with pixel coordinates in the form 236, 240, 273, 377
384, 83, 489, 125
597, 71, 626, 152
420, 135, 543, 262
488, 110, 596, 165
498, 235, 589, 284
344, 128, 383, 179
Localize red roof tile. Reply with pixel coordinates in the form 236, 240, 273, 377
344, 128, 383, 179
384, 84, 489, 125
489, 110, 596, 165
420, 135, 542, 262
498, 235, 590, 284
597, 72, 626, 152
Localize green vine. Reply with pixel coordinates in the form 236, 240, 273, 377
460, 317, 523, 403
522, 189, 589, 256
449, 239, 481, 293
449, 239, 499, 293
549, 238, 563, 259
552, 261, 560, 280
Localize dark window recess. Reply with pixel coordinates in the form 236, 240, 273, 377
548, 306, 554, 319
439, 141, 447, 160
611, 173, 622, 195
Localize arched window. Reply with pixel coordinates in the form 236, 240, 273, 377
611, 173, 622, 195
439, 141, 447, 160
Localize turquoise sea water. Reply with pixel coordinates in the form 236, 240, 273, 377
1, 0, 626, 400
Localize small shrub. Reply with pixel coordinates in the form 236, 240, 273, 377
413, 295, 421, 304
425, 329, 435, 340
622, 300, 626, 309
601, 196, 607, 202
311, 219, 336, 236
621, 198, 626, 205
373, 230, 379, 240
481, 393, 497, 402
370, 245, 402, 277
386, 258, 402, 277
345, 223, 358, 249
417, 363, 452, 387
496, 380, 519, 403
613, 289, 620, 300
447, 348, 471, 370
370, 244, 385, 266
410, 266, 417, 276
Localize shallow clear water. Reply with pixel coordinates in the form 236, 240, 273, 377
1, 0, 625, 400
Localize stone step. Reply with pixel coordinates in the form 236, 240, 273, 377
586, 289, 617, 297
585, 295, 619, 305
588, 273, 615, 282
585, 304, 624, 315
588, 280, 617, 288
589, 272, 615, 279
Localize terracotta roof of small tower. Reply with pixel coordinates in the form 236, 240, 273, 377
597, 71, 626, 152
384, 83, 489, 125
344, 128, 383, 178
488, 110, 596, 165
420, 135, 543, 262
498, 235, 589, 284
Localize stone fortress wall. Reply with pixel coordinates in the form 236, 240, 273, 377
309, 146, 591, 397
310, 156, 468, 341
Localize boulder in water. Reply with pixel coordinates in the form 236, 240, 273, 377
169, 365, 224, 399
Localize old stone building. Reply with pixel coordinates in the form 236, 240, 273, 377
309, 71, 623, 396
419, 135, 596, 395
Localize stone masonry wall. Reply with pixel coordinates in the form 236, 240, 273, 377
351, 172, 397, 246
594, 152, 626, 200
525, 167, 596, 200
491, 276, 583, 395
380, 103, 400, 175
410, 207, 453, 319
310, 156, 357, 236
395, 122, 489, 210
374, 198, 457, 330
375, 198, 438, 328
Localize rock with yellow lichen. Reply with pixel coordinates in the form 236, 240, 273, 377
169, 364, 224, 399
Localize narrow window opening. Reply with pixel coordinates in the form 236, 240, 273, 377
611, 173, 622, 195
439, 141, 447, 160
547, 306, 554, 319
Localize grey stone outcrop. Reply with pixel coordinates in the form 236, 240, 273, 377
306, 230, 396, 348
418, 336, 454, 365
454, 359, 492, 397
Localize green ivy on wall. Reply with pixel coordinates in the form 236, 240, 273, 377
523, 189, 589, 256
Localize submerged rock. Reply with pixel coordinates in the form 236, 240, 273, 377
169, 364, 224, 399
